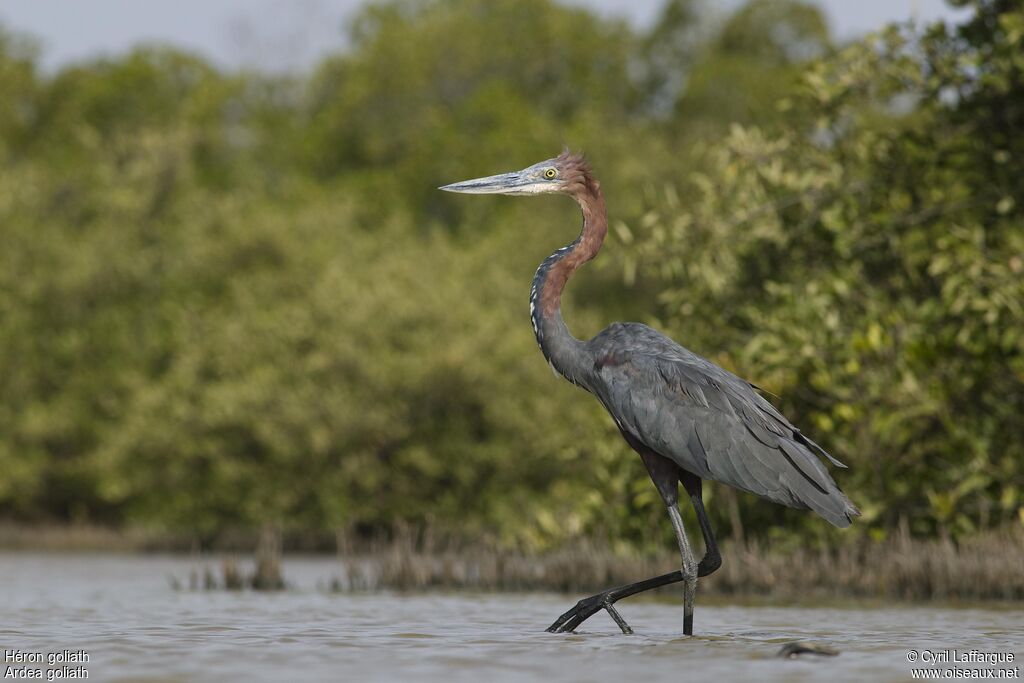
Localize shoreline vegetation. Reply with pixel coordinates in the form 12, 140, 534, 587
2, 1, 1022, 574
3, 524, 1021, 602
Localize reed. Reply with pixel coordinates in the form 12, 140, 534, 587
3, 522, 1020, 601
330, 528, 1024, 602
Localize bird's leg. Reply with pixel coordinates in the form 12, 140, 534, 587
681, 474, 722, 577
546, 569, 681, 634
544, 479, 720, 638
637, 450, 699, 636
545, 477, 723, 635
667, 503, 699, 635
545, 562, 725, 633
547, 448, 682, 635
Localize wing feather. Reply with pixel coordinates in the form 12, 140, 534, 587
587, 323, 859, 527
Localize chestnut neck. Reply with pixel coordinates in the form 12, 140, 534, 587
529, 179, 607, 386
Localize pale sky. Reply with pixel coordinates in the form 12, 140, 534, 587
0, 0, 968, 73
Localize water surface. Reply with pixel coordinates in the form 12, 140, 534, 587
1, 553, 1020, 682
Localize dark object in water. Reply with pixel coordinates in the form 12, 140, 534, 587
222, 558, 245, 590
252, 526, 286, 591
777, 641, 840, 658
251, 554, 285, 590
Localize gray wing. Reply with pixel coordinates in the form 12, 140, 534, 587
585, 323, 860, 528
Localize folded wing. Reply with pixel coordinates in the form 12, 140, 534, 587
587, 323, 860, 528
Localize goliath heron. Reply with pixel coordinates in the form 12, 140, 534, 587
440, 150, 859, 636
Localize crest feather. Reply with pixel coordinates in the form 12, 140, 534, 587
554, 148, 596, 194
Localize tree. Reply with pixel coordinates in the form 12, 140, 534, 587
623, 0, 1024, 538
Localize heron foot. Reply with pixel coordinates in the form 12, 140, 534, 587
546, 592, 633, 634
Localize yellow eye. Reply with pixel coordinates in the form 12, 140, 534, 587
544, 168, 557, 179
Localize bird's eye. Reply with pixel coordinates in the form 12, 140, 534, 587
544, 168, 557, 179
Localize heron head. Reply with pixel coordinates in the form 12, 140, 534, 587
439, 149, 592, 197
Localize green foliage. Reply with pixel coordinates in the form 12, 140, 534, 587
675, 0, 830, 131
622, 0, 1024, 538
300, 0, 638, 219
0, 0, 1018, 549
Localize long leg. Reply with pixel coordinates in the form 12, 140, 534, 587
681, 472, 722, 577
545, 569, 683, 635
666, 493, 698, 635
547, 453, 721, 634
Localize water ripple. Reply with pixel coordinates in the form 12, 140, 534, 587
0, 553, 1020, 683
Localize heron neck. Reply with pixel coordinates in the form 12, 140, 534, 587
529, 182, 607, 386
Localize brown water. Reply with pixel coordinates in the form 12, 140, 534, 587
0, 553, 1020, 682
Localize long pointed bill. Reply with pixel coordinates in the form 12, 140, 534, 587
439, 169, 550, 195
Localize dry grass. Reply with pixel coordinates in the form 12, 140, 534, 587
332, 529, 1024, 602
709, 530, 1024, 601
2, 522, 1021, 601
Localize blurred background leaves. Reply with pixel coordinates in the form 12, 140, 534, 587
0, 0, 1020, 552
